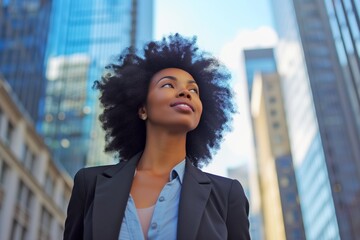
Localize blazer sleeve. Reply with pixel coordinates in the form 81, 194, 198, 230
226, 179, 250, 240
63, 169, 86, 240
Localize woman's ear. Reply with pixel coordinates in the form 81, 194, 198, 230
138, 107, 147, 120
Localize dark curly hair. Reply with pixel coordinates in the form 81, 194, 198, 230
93, 33, 235, 167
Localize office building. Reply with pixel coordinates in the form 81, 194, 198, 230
42, 0, 154, 176
270, 0, 360, 238
242, 47, 279, 240
251, 72, 305, 240
0, 78, 72, 240
43, 55, 91, 177
244, 48, 277, 98
0, 0, 52, 123
324, 0, 360, 152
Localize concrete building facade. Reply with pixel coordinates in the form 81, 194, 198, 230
0, 79, 72, 240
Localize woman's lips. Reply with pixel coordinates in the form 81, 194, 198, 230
170, 102, 194, 112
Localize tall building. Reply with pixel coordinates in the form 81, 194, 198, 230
242, 48, 279, 240
43, 55, 91, 178
270, 0, 360, 238
251, 72, 305, 240
244, 48, 277, 98
0, 78, 72, 240
41, 0, 154, 176
0, 0, 52, 123
324, 0, 360, 152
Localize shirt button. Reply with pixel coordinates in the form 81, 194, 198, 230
159, 196, 165, 202
151, 222, 157, 229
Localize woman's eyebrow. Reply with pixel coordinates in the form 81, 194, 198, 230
157, 76, 197, 85
156, 75, 177, 84
188, 79, 197, 84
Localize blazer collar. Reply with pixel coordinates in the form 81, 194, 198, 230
92, 153, 212, 240
177, 160, 212, 240
92, 152, 141, 240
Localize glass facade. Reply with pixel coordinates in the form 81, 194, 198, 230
0, 0, 52, 123
42, 0, 153, 176
324, 0, 360, 155
270, 0, 360, 239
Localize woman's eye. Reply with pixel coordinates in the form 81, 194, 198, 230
162, 83, 174, 88
190, 88, 199, 94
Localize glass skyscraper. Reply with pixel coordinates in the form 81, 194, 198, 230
324, 0, 360, 156
0, 0, 52, 123
270, 0, 360, 239
42, 0, 153, 176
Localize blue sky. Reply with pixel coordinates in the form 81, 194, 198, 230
154, 0, 274, 55
154, 0, 276, 176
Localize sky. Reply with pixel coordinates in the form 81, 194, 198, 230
154, 0, 278, 176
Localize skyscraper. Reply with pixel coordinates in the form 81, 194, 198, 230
251, 72, 305, 240
43, 54, 91, 177
270, 0, 360, 238
242, 48, 278, 240
244, 47, 305, 239
0, 1, 52, 123
42, 0, 154, 176
324, 0, 360, 153
244, 48, 277, 98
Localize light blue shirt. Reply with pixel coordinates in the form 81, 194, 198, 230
118, 160, 185, 240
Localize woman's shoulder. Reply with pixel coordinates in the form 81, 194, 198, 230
203, 171, 235, 184
73, 163, 124, 187
203, 171, 246, 195
76, 164, 115, 177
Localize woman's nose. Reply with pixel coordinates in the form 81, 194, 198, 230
177, 89, 191, 99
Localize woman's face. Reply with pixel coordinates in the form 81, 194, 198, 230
140, 68, 203, 133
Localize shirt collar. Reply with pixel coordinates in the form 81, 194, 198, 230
169, 159, 186, 184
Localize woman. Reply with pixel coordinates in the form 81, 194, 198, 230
64, 34, 250, 240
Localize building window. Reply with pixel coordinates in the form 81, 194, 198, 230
44, 172, 55, 196
0, 158, 9, 211
5, 121, 14, 145
280, 177, 290, 187
272, 122, 280, 129
270, 109, 277, 116
0, 158, 9, 187
38, 206, 52, 240
285, 211, 295, 225
10, 219, 28, 240
17, 181, 33, 211
22, 145, 36, 174
269, 96, 277, 103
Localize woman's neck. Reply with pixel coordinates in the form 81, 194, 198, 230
138, 128, 187, 174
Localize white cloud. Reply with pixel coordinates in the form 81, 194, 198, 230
219, 26, 278, 72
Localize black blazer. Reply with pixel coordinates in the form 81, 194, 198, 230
64, 153, 250, 240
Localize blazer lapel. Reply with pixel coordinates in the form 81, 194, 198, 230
177, 160, 212, 240
92, 153, 141, 240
